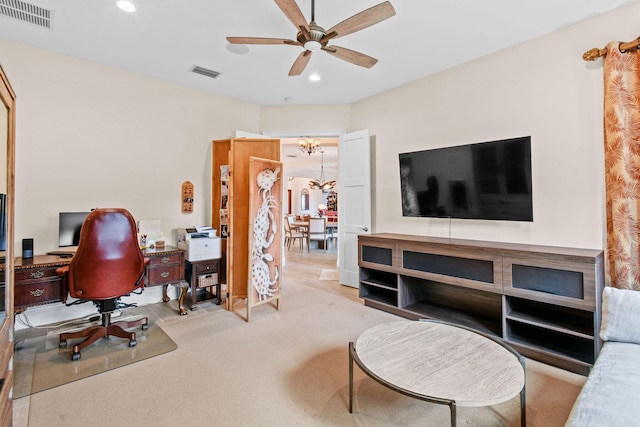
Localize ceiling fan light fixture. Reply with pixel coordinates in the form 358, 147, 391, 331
303, 40, 322, 51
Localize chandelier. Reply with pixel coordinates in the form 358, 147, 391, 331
299, 137, 321, 155
309, 151, 336, 191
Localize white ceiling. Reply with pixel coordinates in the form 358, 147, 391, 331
0, 0, 635, 180
0, 0, 635, 107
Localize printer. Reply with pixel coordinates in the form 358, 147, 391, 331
177, 226, 221, 261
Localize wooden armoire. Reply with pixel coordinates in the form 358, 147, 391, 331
211, 138, 280, 311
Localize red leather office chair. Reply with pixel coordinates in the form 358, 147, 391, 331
57, 208, 150, 361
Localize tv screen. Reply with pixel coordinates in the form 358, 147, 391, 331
399, 136, 533, 221
59, 212, 90, 247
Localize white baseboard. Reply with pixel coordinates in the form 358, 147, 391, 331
14, 285, 179, 331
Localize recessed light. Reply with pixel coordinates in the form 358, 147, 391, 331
309, 73, 321, 82
117, 1, 136, 12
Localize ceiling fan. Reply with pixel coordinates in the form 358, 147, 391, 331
226, 0, 396, 76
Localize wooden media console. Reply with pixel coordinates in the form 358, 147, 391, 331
358, 233, 604, 375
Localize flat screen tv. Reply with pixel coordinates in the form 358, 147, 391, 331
399, 136, 533, 221
58, 212, 90, 247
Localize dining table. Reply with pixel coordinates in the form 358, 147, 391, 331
291, 221, 309, 231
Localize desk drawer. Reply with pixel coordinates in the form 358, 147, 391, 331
147, 254, 181, 267
14, 279, 62, 308
15, 267, 60, 282
146, 265, 181, 286
195, 262, 218, 274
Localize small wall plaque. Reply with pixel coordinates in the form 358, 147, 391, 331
182, 181, 194, 213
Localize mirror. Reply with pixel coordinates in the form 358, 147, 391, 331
0, 63, 15, 339
0, 96, 5, 325
300, 188, 309, 211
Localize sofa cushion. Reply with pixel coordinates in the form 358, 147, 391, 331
565, 342, 640, 426
599, 286, 640, 344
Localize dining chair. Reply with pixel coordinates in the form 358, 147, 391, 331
307, 217, 328, 252
284, 216, 305, 250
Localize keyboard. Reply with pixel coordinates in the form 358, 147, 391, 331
46, 250, 76, 258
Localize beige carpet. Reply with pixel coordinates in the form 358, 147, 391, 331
13, 312, 177, 399
319, 268, 339, 280
14, 251, 586, 426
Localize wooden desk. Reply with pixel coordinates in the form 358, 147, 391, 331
12, 255, 70, 312
142, 246, 189, 315
1, 246, 188, 315
349, 320, 526, 427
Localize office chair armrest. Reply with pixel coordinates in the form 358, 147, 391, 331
136, 257, 151, 289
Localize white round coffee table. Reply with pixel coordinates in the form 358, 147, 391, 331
349, 320, 526, 427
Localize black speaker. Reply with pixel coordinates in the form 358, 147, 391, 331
22, 238, 33, 259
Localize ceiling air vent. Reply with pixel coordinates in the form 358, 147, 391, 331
0, 0, 51, 29
191, 65, 221, 79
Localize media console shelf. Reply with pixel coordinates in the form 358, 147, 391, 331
358, 233, 604, 375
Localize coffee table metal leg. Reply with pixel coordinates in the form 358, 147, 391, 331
349, 341, 354, 413
517, 354, 526, 427
449, 403, 457, 427
521, 377, 526, 426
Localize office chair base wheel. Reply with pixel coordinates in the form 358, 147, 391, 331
71, 352, 81, 361
59, 340, 67, 349
129, 339, 137, 347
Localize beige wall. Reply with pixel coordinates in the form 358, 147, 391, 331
349, 20, 610, 248
364, 1, 637, 249
260, 105, 350, 136
0, 39, 260, 252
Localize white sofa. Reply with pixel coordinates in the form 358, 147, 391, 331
565, 286, 640, 426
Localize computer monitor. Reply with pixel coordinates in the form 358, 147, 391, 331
58, 212, 90, 247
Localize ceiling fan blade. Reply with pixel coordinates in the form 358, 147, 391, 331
226, 37, 300, 46
326, 1, 396, 39
274, 0, 310, 32
289, 50, 312, 76
323, 45, 378, 68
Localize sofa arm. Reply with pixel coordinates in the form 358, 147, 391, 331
600, 286, 640, 344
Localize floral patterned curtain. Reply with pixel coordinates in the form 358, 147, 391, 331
603, 42, 640, 290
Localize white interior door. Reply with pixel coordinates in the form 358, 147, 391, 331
338, 130, 372, 288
